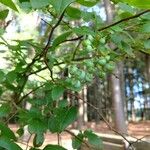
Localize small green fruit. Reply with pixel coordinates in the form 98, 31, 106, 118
105, 62, 116, 71
98, 58, 107, 66
99, 71, 106, 78
105, 55, 111, 61
83, 39, 91, 46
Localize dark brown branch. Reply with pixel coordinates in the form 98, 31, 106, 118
98, 9, 150, 32
64, 36, 83, 42
43, 11, 66, 81
43, 11, 65, 55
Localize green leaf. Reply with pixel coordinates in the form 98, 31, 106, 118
48, 107, 78, 133
144, 39, 150, 49
28, 119, 47, 134
52, 31, 72, 48
0, 0, 18, 11
0, 87, 2, 96
0, 9, 9, 20
19, 0, 30, 2
0, 137, 22, 150
0, 104, 11, 118
66, 6, 81, 19
29, 148, 41, 150
60, 107, 78, 130
6, 71, 17, 84
33, 133, 44, 147
58, 99, 68, 108
141, 12, 150, 20
72, 132, 84, 149
0, 123, 16, 140
140, 22, 150, 33
50, 0, 75, 15
0, 70, 5, 83
124, 0, 150, 8
0, 28, 5, 35
43, 144, 66, 150
73, 26, 95, 36
84, 130, 103, 149
51, 86, 65, 100
76, 0, 99, 7
118, 2, 135, 14
16, 128, 24, 137
120, 41, 133, 56
30, 0, 50, 9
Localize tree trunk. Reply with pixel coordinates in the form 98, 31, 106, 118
110, 63, 127, 133
103, 0, 127, 133
77, 90, 84, 130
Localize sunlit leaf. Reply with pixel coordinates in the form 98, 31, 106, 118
0, 0, 18, 11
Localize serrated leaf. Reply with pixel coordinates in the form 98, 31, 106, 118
43, 144, 66, 150
60, 107, 78, 130
48, 107, 78, 133
51, 86, 64, 100
50, 0, 75, 15
0, 9, 9, 20
0, 0, 18, 11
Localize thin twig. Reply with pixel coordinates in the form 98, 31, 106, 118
65, 129, 91, 148
19, 83, 45, 103
43, 11, 66, 81
41, 18, 52, 27
26, 134, 32, 150
98, 9, 150, 32
57, 133, 60, 145
72, 39, 83, 60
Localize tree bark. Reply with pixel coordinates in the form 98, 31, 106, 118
103, 0, 127, 133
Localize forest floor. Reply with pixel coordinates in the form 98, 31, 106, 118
9, 121, 150, 149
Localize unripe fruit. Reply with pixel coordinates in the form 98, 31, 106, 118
105, 55, 110, 61
83, 39, 91, 47
105, 61, 116, 71
98, 58, 107, 66
99, 71, 106, 78
86, 45, 93, 52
